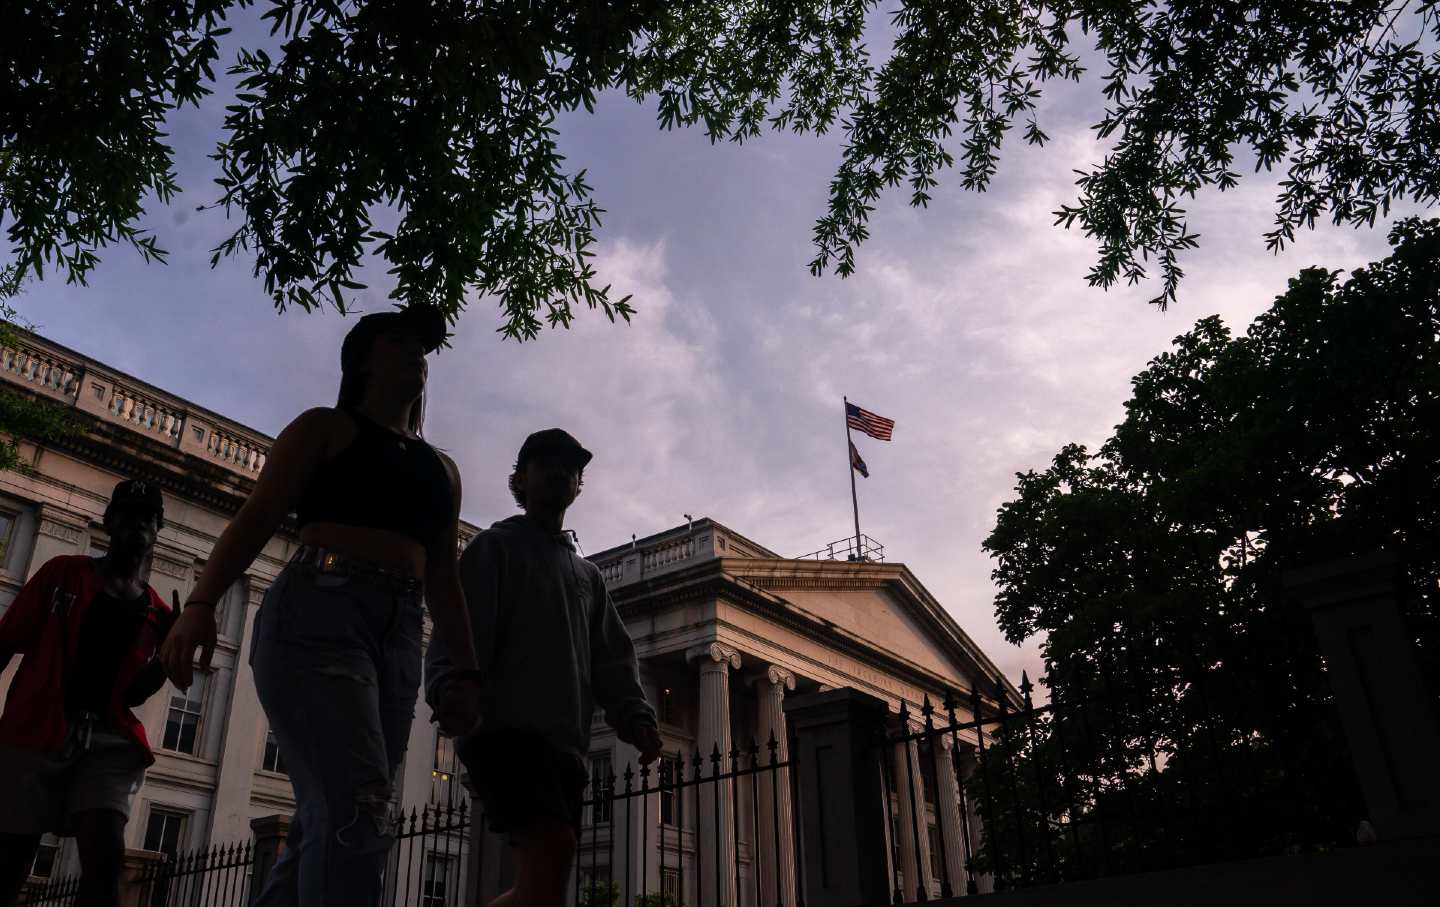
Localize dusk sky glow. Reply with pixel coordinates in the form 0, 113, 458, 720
11, 10, 1423, 685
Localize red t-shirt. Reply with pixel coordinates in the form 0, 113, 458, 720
0, 555, 171, 763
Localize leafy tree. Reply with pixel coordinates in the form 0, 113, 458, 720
975, 217, 1440, 883
5, 2, 1440, 335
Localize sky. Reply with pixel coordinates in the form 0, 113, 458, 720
9, 11, 1424, 687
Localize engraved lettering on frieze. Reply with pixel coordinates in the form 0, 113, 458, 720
827, 652, 918, 701
37, 519, 85, 545
150, 557, 191, 580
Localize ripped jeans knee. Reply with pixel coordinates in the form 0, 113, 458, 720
334, 782, 397, 856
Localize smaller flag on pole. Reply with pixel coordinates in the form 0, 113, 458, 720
846, 402, 895, 441
849, 440, 869, 478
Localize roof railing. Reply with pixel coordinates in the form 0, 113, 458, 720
796, 534, 885, 563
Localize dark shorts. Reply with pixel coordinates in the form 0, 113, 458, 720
0, 733, 146, 836
458, 730, 589, 839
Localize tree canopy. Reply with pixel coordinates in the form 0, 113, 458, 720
974, 216, 1440, 880
4, 2, 1439, 336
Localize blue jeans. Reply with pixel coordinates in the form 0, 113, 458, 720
250, 563, 423, 907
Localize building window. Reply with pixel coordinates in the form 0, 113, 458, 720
590, 753, 613, 824
0, 510, 15, 568
261, 730, 287, 775
657, 686, 674, 725
162, 673, 206, 755
661, 867, 680, 904
143, 808, 188, 860
660, 753, 682, 826
432, 732, 457, 806
421, 853, 452, 907
29, 840, 60, 879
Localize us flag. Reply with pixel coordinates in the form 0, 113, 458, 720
846, 402, 895, 441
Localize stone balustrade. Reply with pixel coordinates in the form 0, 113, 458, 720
0, 343, 81, 400
109, 384, 185, 443
598, 559, 624, 586
641, 535, 695, 571
204, 426, 266, 474
0, 332, 273, 480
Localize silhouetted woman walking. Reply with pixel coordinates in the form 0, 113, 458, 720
161, 306, 481, 907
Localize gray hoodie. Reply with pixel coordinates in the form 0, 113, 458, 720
424, 514, 655, 759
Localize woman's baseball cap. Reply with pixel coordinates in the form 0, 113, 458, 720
340, 305, 448, 371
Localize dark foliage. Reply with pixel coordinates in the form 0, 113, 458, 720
975, 217, 1440, 881
5, 3, 1439, 334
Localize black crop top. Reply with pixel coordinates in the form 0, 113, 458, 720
295, 409, 453, 545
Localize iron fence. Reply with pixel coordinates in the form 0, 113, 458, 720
24, 804, 471, 907
137, 842, 256, 907
575, 733, 802, 907
880, 666, 1364, 902
385, 802, 472, 907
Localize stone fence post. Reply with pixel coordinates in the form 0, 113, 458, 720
119, 849, 166, 907
249, 814, 292, 902
783, 688, 891, 907
1286, 550, 1440, 841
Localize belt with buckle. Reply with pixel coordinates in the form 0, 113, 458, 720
292, 545, 423, 595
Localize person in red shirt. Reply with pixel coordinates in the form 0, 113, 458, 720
0, 480, 173, 907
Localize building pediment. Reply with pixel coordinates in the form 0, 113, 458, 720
726, 558, 1016, 702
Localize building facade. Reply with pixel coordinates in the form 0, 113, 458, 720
0, 329, 471, 884
0, 329, 1014, 903
559, 521, 1014, 906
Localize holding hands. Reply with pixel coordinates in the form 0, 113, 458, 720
433, 672, 483, 737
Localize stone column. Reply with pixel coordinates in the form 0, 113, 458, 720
209, 577, 270, 843
934, 735, 969, 896
119, 848, 167, 907
783, 689, 891, 907
688, 643, 740, 907
1286, 551, 1440, 841
249, 814, 292, 901
956, 751, 992, 895
889, 735, 934, 901
751, 666, 796, 907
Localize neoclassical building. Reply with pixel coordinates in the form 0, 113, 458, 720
0, 328, 1015, 904
0, 328, 474, 886
557, 522, 1015, 906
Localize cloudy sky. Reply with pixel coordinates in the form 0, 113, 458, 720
11, 11, 1422, 686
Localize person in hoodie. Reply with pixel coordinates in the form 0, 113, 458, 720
0, 479, 174, 907
426, 428, 660, 907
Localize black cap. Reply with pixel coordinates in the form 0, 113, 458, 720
340, 305, 448, 371
517, 428, 593, 469
105, 479, 164, 528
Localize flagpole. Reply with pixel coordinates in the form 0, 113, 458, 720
844, 396, 863, 561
